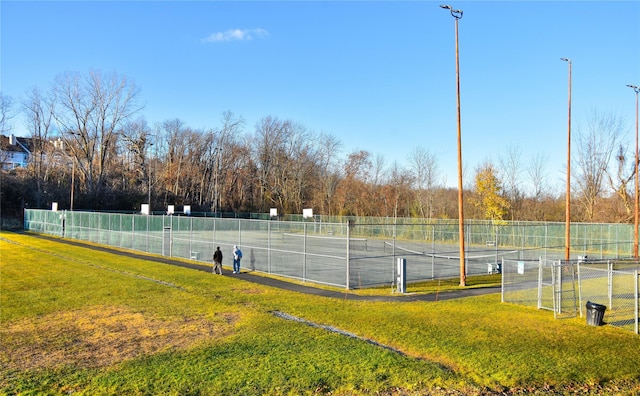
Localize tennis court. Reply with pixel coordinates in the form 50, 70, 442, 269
24, 209, 634, 290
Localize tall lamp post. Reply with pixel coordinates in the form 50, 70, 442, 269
147, 142, 153, 212
70, 159, 75, 211
627, 84, 640, 259
63, 132, 81, 211
561, 57, 572, 263
213, 147, 221, 215
440, 4, 466, 286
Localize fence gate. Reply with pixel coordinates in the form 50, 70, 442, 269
552, 260, 578, 319
502, 258, 578, 319
538, 259, 555, 312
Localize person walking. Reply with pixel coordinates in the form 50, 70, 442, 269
232, 245, 243, 274
213, 246, 223, 275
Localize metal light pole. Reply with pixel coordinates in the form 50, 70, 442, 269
213, 147, 221, 215
627, 84, 640, 259
63, 132, 81, 211
70, 159, 75, 211
147, 142, 154, 213
441, 4, 466, 286
561, 57, 572, 263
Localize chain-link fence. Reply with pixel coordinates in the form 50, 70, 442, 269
502, 257, 639, 334
24, 209, 353, 288
578, 261, 639, 334
24, 209, 636, 292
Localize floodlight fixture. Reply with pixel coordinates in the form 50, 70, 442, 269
441, 4, 463, 18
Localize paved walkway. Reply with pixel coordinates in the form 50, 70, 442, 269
31, 233, 501, 302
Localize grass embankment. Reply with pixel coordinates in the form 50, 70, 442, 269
1, 231, 639, 395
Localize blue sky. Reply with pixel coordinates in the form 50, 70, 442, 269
1, 1, 639, 191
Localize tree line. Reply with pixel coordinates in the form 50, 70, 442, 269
0, 70, 635, 224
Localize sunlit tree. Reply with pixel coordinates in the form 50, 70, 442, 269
470, 162, 509, 223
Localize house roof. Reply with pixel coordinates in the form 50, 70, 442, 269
0, 135, 33, 154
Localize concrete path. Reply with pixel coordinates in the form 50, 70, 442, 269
30, 233, 501, 302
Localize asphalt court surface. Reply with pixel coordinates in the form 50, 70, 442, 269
28, 233, 501, 302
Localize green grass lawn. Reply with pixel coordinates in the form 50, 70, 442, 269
1, 231, 639, 395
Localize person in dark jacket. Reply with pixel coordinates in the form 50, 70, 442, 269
213, 246, 223, 275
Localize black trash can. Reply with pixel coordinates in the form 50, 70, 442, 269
585, 301, 606, 326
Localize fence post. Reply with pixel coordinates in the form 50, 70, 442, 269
346, 220, 351, 290
96, 212, 100, 244
501, 257, 505, 303
608, 260, 613, 309
211, 216, 218, 252
577, 259, 583, 318
556, 263, 562, 315
537, 260, 543, 310
393, 222, 397, 276
521, 224, 525, 260
146, 214, 150, 253
635, 270, 638, 334
600, 224, 603, 259
303, 222, 307, 282
268, 220, 271, 274
544, 223, 548, 261
431, 225, 435, 279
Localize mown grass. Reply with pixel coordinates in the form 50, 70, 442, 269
1, 231, 639, 395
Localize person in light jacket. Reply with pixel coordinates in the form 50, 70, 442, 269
232, 245, 243, 274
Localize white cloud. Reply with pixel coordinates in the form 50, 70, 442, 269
201, 28, 269, 43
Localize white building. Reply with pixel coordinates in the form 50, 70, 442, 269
0, 135, 32, 170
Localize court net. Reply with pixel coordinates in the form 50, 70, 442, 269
282, 232, 368, 250
384, 241, 519, 262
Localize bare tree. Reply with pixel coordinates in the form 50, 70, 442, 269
368, 154, 387, 217
605, 144, 634, 221
22, 87, 56, 207
119, 117, 154, 204
334, 150, 373, 216
384, 161, 413, 219
407, 146, 439, 219
498, 144, 523, 220
314, 132, 342, 216
211, 111, 244, 211
280, 122, 321, 214
527, 152, 549, 201
573, 109, 626, 221
526, 152, 550, 221
250, 116, 322, 213
158, 118, 190, 205
52, 70, 141, 205
0, 93, 15, 135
